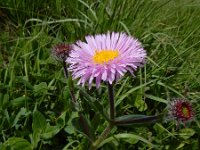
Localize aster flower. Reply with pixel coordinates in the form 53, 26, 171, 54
168, 98, 194, 125
52, 43, 71, 60
66, 32, 146, 88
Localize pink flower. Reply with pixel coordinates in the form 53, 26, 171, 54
66, 32, 146, 88
168, 98, 194, 124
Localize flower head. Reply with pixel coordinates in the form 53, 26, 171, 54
52, 43, 71, 60
66, 32, 146, 88
168, 98, 194, 124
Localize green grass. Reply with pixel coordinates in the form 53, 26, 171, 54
1, 0, 200, 149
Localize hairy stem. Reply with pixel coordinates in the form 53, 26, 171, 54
68, 76, 77, 103
91, 124, 112, 150
63, 60, 68, 78
108, 83, 115, 121
63, 61, 76, 103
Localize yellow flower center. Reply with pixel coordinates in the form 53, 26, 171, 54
182, 106, 189, 117
93, 50, 119, 64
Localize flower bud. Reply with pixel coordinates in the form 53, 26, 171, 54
168, 98, 194, 125
52, 43, 71, 60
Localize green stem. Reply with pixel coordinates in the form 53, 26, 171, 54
63, 60, 68, 78
68, 76, 77, 103
63, 60, 95, 146
63, 61, 76, 103
91, 124, 112, 150
90, 84, 116, 149
108, 83, 115, 121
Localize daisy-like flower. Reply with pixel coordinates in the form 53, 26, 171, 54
168, 98, 194, 125
66, 32, 146, 88
52, 43, 71, 60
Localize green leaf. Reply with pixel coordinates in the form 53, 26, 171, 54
157, 81, 184, 97
134, 96, 147, 112
72, 114, 95, 142
56, 111, 67, 128
115, 77, 129, 99
31, 110, 47, 148
145, 94, 168, 104
98, 133, 155, 148
114, 114, 159, 126
41, 125, 60, 139
176, 143, 185, 149
62, 140, 80, 150
64, 125, 76, 134
31, 129, 41, 149
11, 96, 31, 107
32, 110, 47, 132
0, 93, 9, 110
153, 123, 175, 138
0, 144, 7, 150
12, 107, 27, 127
16, 76, 33, 90
178, 128, 195, 140
33, 82, 48, 96
64, 112, 78, 134
4, 137, 33, 150
77, 86, 110, 122
116, 79, 156, 107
